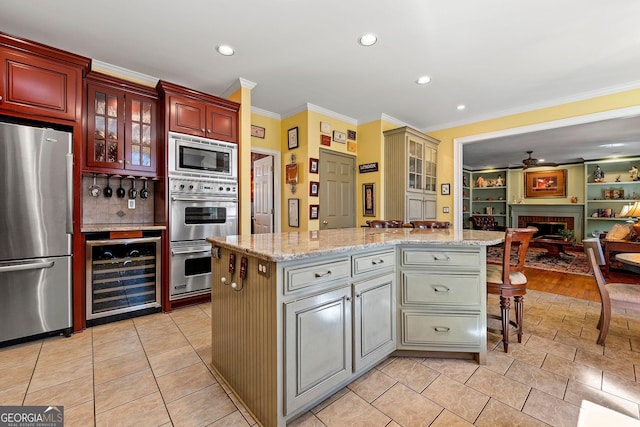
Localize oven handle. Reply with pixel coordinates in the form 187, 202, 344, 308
171, 248, 212, 256
171, 195, 238, 203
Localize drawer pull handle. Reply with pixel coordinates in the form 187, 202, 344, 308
434, 327, 450, 333
432, 255, 451, 261
314, 271, 332, 278
433, 285, 451, 293
371, 259, 384, 265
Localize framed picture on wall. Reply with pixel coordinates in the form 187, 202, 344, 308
441, 183, 450, 195
309, 157, 319, 174
288, 127, 299, 149
310, 181, 319, 197
309, 204, 319, 220
363, 183, 375, 216
525, 169, 567, 198
288, 198, 299, 227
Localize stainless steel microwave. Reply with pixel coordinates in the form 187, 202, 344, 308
168, 132, 238, 181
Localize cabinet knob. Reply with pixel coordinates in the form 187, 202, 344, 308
0, 95, 3, 102
118, 160, 124, 164
201, 128, 205, 132
322, 220, 328, 225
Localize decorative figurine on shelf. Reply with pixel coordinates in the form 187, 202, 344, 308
463, 176, 468, 187
496, 175, 504, 187
593, 165, 605, 182
630, 166, 639, 181
475, 176, 485, 187
616, 175, 621, 182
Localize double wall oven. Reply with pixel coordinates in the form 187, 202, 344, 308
168, 132, 238, 300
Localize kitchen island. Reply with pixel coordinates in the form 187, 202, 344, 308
206, 227, 503, 427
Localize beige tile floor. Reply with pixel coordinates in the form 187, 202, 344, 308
3, 289, 640, 426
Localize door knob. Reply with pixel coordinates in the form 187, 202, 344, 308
323, 220, 328, 225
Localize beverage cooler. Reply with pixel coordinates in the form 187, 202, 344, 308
86, 237, 161, 322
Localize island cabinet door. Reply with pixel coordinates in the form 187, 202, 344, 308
284, 285, 352, 415
353, 273, 396, 372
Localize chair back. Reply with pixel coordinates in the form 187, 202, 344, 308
582, 238, 606, 266
586, 247, 611, 311
500, 227, 537, 284
411, 220, 450, 229
367, 219, 404, 228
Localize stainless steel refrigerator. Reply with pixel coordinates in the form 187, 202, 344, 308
0, 121, 73, 343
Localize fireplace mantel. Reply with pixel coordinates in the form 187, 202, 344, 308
509, 204, 584, 242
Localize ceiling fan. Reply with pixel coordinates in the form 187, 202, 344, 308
521, 151, 558, 169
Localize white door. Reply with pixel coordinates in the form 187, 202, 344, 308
253, 155, 273, 234
319, 150, 356, 229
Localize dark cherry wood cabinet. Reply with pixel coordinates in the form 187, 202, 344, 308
159, 81, 239, 143
85, 72, 158, 176
0, 34, 87, 122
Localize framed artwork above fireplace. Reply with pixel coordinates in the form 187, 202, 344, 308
525, 169, 566, 198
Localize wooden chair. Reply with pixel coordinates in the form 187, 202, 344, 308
486, 227, 537, 352
471, 215, 506, 231
367, 219, 404, 228
585, 245, 640, 345
410, 220, 450, 229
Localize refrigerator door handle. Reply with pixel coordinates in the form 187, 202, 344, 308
66, 153, 73, 235
0, 260, 55, 273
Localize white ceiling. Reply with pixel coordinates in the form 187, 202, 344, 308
1, 0, 640, 169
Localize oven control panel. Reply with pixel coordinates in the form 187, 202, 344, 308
170, 178, 238, 198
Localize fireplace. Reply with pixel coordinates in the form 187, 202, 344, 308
509, 204, 584, 242
525, 221, 568, 237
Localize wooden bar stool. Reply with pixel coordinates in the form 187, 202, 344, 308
486, 227, 537, 352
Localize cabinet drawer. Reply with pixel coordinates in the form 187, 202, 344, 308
285, 258, 350, 293
352, 250, 395, 276
401, 248, 480, 268
401, 272, 481, 306
401, 311, 481, 346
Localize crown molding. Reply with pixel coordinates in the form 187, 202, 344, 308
91, 60, 158, 87
221, 77, 257, 99
251, 106, 281, 120
282, 103, 358, 125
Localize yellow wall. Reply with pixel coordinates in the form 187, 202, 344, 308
227, 87, 252, 235
281, 111, 309, 231
429, 88, 640, 224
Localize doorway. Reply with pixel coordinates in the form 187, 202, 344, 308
319, 149, 356, 229
251, 149, 281, 234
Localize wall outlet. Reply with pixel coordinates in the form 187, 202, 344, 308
128, 199, 135, 209
443, 206, 450, 213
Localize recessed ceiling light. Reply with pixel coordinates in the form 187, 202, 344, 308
216, 45, 235, 56
457, 105, 466, 110
416, 75, 431, 85
358, 33, 378, 47
599, 143, 624, 148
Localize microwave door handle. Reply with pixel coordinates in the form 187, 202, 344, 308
0, 260, 55, 273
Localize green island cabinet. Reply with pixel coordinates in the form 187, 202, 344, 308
207, 229, 498, 426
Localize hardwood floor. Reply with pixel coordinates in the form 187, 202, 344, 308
524, 266, 640, 302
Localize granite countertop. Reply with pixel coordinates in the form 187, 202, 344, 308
206, 228, 504, 262
81, 224, 167, 233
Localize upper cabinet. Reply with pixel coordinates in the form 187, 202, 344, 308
383, 126, 440, 222
84, 72, 158, 176
158, 80, 239, 144
0, 34, 88, 123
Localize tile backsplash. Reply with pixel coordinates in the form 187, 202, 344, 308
82, 175, 155, 225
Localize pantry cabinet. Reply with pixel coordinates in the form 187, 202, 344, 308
0, 34, 88, 123
158, 80, 239, 143
383, 126, 440, 222
84, 73, 158, 176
